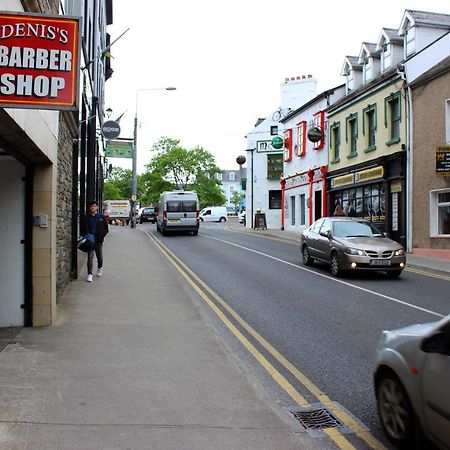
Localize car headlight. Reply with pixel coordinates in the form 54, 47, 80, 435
394, 249, 405, 256
345, 247, 366, 256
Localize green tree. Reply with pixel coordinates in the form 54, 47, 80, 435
103, 182, 122, 200
144, 137, 226, 208
230, 191, 245, 212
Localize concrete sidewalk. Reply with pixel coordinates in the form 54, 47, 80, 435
0, 227, 319, 450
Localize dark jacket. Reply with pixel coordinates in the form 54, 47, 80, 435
82, 213, 109, 244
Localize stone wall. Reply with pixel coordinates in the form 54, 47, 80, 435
56, 113, 77, 300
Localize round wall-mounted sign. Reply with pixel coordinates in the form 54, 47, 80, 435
271, 136, 284, 149
236, 155, 246, 165
307, 126, 323, 143
102, 120, 121, 139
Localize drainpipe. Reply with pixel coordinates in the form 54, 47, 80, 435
307, 169, 314, 224
320, 166, 328, 216
398, 63, 413, 253
280, 178, 286, 230
406, 85, 413, 253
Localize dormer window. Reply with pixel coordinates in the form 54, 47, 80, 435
405, 26, 415, 57
363, 57, 371, 83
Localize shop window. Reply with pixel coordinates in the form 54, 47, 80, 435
269, 190, 282, 209
330, 123, 340, 163
290, 196, 296, 225
385, 92, 401, 145
430, 190, 450, 236
267, 153, 283, 180
300, 194, 306, 225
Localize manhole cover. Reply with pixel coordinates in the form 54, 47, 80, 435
290, 407, 343, 430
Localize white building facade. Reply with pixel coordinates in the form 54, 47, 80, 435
245, 75, 318, 229
280, 86, 346, 232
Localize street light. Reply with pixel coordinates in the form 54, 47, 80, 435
130, 86, 176, 228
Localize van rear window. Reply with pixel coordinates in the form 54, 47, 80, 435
182, 201, 197, 212
166, 200, 197, 212
167, 201, 181, 212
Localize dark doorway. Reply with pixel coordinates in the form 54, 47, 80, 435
315, 190, 322, 221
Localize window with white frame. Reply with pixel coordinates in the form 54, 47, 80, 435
229, 172, 236, 181
296, 121, 307, 157
381, 42, 391, 72
430, 190, 450, 236
446, 99, 450, 144
405, 26, 415, 57
363, 57, 371, 83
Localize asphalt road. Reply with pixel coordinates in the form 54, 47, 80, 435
144, 221, 449, 449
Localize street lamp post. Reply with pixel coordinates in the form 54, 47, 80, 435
130, 86, 176, 228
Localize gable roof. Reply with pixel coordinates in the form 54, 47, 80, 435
376, 28, 403, 51
358, 42, 380, 63
399, 10, 450, 35
341, 56, 363, 76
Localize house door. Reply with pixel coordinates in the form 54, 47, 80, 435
314, 190, 322, 221
0, 158, 25, 326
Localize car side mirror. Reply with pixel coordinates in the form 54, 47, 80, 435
154, 207, 159, 214
420, 331, 448, 354
320, 230, 331, 238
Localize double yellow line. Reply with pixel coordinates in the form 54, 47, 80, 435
146, 232, 386, 450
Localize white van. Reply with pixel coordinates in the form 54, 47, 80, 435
199, 206, 228, 223
156, 191, 199, 235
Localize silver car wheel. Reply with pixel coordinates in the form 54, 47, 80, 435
302, 246, 313, 266
377, 373, 414, 446
330, 252, 341, 276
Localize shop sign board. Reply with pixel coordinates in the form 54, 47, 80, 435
0, 11, 80, 110
354, 166, 384, 183
331, 174, 354, 189
105, 139, 133, 158
436, 145, 450, 176
257, 140, 279, 153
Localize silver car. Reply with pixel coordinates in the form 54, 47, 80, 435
300, 217, 406, 277
374, 315, 450, 448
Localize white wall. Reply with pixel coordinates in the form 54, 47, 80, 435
0, 158, 25, 326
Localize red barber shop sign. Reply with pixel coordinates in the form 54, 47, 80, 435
0, 11, 80, 110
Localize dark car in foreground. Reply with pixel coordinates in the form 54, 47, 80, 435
374, 314, 450, 449
138, 207, 156, 224
300, 217, 406, 277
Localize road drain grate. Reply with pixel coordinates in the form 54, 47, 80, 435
290, 407, 343, 430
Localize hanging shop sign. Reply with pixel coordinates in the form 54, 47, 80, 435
436, 145, 450, 176
102, 120, 121, 139
105, 139, 132, 158
0, 11, 80, 110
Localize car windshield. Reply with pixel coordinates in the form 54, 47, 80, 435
333, 220, 383, 238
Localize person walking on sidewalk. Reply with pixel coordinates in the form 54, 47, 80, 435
82, 200, 109, 282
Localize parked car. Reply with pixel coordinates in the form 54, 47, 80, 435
374, 314, 450, 449
238, 211, 246, 224
199, 206, 227, 222
138, 206, 156, 224
300, 217, 406, 277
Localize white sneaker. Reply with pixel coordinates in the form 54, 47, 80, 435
86, 274, 93, 282
97, 268, 103, 277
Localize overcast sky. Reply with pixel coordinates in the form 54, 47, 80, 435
105, 0, 449, 173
